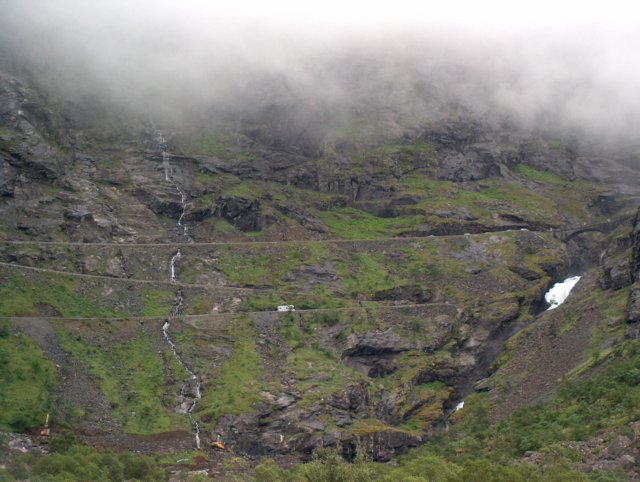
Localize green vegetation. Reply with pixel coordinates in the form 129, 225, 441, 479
0, 321, 56, 431
0, 272, 110, 317
183, 133, 227, 157
400, 169, 586, 228
354, 142, 436, 174
214, 243, 331, 290
221, 180, 285, 201
515, 164, 564, 184
513, 164, 603, 224
251, 447, 589, 481
198, 335, 264, 424
249, 338, 640, 480
1, 442, 168, 481
320, 207, 422, 239
426, 340, 640, 465
56, 329, 187, 434
325, 120, 386, 153
0, 271, 173, 318
178, 131, 254, 162
139, 289, 174, 316
286, 347, 361, 406
337, 252, 400, 297
547, 140, 564, 151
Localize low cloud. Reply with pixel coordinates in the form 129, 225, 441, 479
1, 0, 639, 145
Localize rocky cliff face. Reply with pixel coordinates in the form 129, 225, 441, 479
1, 61, 640, 464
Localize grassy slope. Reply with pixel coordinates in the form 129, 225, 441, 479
0, 320, 56, 432
0, 270, 174, 318
0, 230, 566, 439
55, 326, 189, 434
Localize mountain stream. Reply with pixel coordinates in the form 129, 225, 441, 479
156, 129, 202, 449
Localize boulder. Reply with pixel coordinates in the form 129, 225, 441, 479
105, 257, 126, 278
602, 435, 632, 459
274, 394, 297, 410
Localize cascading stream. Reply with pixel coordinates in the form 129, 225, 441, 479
162, 320, 201, 449
169, 250, 181, 283
162, 149, 192, 242
155, 126, 201, 449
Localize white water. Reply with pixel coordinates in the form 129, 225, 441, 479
455, 400, 464, 412
157, 131, 192, 242
162, 321, 202, 449
169, 250, 181, 282
175, 184, 190, 240
545, 276, 581, 310
162, 151, 171, 181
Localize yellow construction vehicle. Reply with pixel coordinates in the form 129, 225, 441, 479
39, 414, 51, 437
37, 414, 51, 444
211, 434, 225, 450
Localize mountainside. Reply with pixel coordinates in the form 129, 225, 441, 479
1, 53, 640, 481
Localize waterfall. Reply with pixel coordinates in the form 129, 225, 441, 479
545, 276, 581, 310
162, 321, 202, 449
154, 125, 201, 449
169, 250, 181, 283
155, 128, 192, 242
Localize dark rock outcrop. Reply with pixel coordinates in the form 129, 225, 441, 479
342, 330, 412, 357
627, 285, 640, 325
372, 285, 432, 303
132, 186, 183, 219
600, 258, 632, 290
276, 203, 327, 233
214, 196, 275, 232
341, 330, 413, 378
215, 414, 264, 456
349, 428, 422, 462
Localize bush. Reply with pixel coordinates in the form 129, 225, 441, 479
253, 459, 286, 482
49, 430, 78, 453
5, 446, 167, 482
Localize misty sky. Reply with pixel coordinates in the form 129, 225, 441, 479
1, 0, 639, 141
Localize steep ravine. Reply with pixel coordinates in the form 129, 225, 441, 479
444, 273, 583, 420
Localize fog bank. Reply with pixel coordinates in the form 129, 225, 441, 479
1, 0, 639, 144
